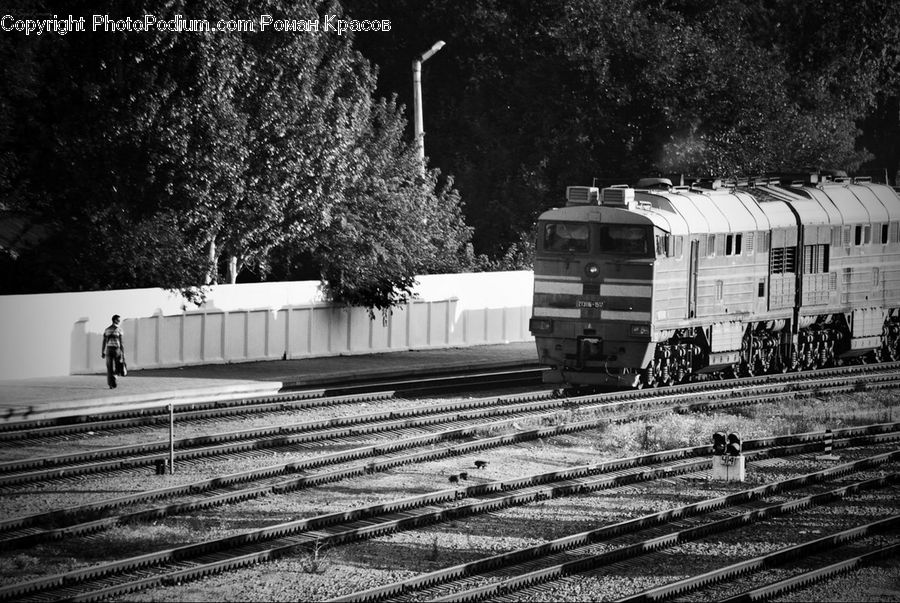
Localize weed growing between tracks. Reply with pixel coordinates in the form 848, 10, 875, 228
472, 389, 900, 457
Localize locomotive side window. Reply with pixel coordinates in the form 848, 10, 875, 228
544, 223, 590, 252
707, 234, 716, 257
890, 222, 900, 243
599, 225, 651, 255
655, 234, 669, 256
881, 224, 889, 245
726, 233, 742, 255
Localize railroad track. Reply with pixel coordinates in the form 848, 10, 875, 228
3, 370, 900, 548
619, 525, 899, 601
4, 364, 900, 484
0, 367, 547, 437
2, 436, 898, 602
332, 451, 900, 602
2, 359, 895, 442
4, 419, 889, 547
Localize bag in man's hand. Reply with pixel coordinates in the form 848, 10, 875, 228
115, 357, 128, 377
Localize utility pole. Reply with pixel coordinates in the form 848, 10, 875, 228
413, 40, 445, 167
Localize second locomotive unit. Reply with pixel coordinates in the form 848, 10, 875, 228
529, 174, 900, 390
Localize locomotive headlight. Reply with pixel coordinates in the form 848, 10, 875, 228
629, 324, 650, 337
529, 318, 553, 334
584, 263, 600, 278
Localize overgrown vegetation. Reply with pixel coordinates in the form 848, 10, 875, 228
480, 389, 900, 456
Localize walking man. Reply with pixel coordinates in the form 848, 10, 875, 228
101, 314, 124, 389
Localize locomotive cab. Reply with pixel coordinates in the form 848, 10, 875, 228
530, 186, 675, 389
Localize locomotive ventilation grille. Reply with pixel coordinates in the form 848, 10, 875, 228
600, 186, 635, 207
566, 186, 600, 205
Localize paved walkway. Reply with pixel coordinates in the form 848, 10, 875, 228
0, 343, 538, 423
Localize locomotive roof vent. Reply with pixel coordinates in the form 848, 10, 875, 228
601, 186, 636, 208
566, 186, 600, 206
635, 177, 673, 190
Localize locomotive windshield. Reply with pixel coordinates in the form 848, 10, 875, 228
543, 222, 590, 252
599, 224, 651, 256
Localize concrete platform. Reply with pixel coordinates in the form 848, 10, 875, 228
0, 342, 539, 424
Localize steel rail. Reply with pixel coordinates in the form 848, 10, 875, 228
718, 541, 900, 602
330, 452, 900, 603
0, 367, 546, 435
1, 360, 895, 443
425, 475, 900, 603
5, 365, 892, 481
619, 520, 900, 602
3, 450, 897, 603
3, 402, 900, 544
0, 390, 392, 442
0, 392, 574, 483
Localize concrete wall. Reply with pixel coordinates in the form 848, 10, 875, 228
0, 271, 535, 380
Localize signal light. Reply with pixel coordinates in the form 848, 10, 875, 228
726, 432, 742, 456
712, 431, 727, 455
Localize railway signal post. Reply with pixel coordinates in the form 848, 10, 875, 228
711, 431, 745, 482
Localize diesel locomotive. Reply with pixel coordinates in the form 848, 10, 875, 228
528, 174, 900, 390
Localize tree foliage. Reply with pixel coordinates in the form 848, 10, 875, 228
3, 0, 899, 296
0, 0, 472, 310
347, 0, 900, 261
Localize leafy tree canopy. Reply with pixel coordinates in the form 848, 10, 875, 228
0, 0, 472, 312
347, 0, 900, 260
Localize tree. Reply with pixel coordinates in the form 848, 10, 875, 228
1, 0, 472, 313
346, 0, 900, 267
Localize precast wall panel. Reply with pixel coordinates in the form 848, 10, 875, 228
327, 308, 350, 354
464, 309, 487, 345
309, 307, 333, 356
269, 309, 288, 359
485, 308, 506, 342
135, 316, 159, 368
349, 306, 373, 352
370, 311, 390, 351
407, 301, 430, 347
288, 307, 312, 357
388, 307, 407, 350
246, 310, 268, 360
0, 271, 535, 379
182, 314, 204, 364
161, 315, 182, 365
225, 312, 247, 361
203, 313, 225, 363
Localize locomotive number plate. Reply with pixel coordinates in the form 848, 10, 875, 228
576, 299, 604, 309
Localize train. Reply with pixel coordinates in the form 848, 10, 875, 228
528, 173, 900, 391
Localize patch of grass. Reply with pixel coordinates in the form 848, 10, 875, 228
428, 535, 439, 562
299, 539, 329, 574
